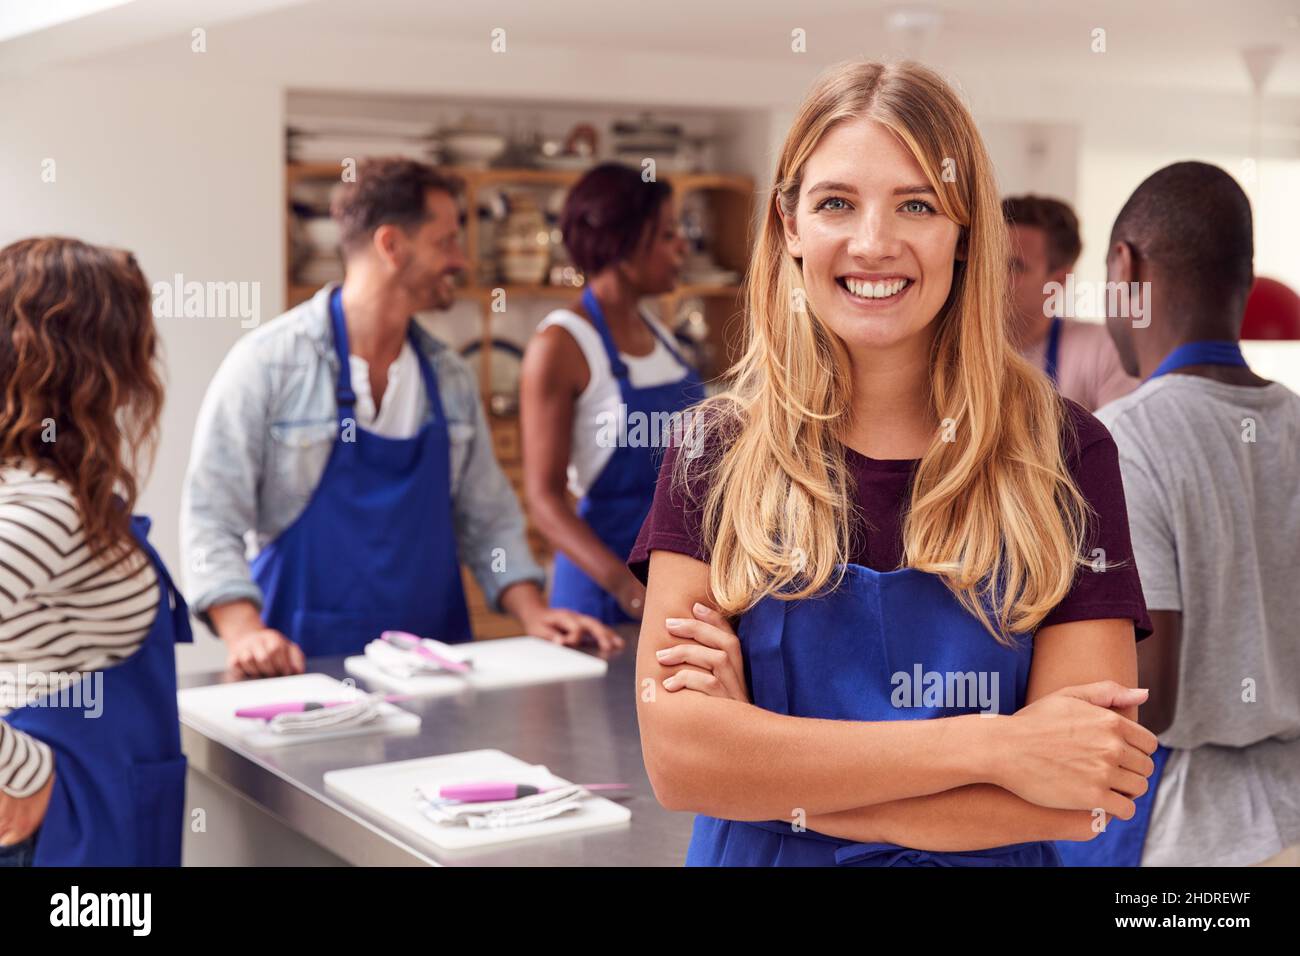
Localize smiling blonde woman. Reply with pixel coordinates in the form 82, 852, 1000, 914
630, 60, 1160, 867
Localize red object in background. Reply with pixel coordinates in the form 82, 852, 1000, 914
1242, 277, 1300, 340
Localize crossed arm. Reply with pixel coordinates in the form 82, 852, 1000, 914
806, 615, 1143, 850
635, 549, 1156, 851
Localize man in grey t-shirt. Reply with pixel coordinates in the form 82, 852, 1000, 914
1097, 161, 1300, 866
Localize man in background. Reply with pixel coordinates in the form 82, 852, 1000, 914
1003, 194, 1138, 411
182, 158, 619, 676
1085, 161, 1300, 866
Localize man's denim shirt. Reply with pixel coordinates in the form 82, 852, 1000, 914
179, 283, 545, 625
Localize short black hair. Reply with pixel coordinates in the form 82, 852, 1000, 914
1002, 195, 1081, 271
331, 157, 463, 254
560, 163, 673, 276
1110, 161, 1254, 302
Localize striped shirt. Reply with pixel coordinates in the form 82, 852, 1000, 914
0, 462, 158, 798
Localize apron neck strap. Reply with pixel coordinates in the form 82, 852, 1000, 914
129, 512, 193, 644
1044, 315, 1063, 385
642, 313, 693, 368
329, 286, 357, 412
1148, 339, 1246, 381
330, 286, 442, 422
580, 285, 691, 378
581, 285, 629, 379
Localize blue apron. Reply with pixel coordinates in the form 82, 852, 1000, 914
1055, 338, 1247, 867
686, 564, 1061, 866
5, 514, 190, 866
251, 287, 472, 655
1044, 315, 1063, 386
549, 287, 703, 624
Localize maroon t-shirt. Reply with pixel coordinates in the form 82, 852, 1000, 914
628, 400, 1152, 638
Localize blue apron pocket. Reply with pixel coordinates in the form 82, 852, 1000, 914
129, 755, 187, 866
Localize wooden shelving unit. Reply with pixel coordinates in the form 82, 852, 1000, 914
286, 161, 755, 638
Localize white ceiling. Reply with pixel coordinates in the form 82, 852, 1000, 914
3, 0, 1298, 96
237, 0, 1300, 94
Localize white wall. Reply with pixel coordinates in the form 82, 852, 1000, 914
2, 15, 1297, 676
0, 63, 283, 671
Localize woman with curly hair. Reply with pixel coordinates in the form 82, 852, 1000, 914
0, 236, 189, 866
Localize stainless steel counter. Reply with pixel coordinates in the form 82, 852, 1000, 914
178, 626, 693, 866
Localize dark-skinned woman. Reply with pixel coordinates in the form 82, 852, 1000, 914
521, 164, 702, 624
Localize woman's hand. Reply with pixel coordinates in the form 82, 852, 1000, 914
212, 601, 306, 678
522, 606, 625, 654
612, 574, 648, 621
994, 681, 1158, 819
0, 769, 54, 847
656, 602, 749, 703
502, 581, 624, 654
223, 628, 306, 678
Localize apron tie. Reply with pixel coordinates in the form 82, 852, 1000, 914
740, 820, 1041, 867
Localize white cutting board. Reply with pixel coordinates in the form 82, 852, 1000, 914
323, 749, 631, 852
343, 635, 607, 697
178, 673, 420, 749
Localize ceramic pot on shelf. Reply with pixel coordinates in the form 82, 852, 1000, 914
495, 191, 551, 285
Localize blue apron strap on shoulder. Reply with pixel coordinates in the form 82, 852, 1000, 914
329, 286, 357, 411
1044, 315, 1062, 386
580, 286, 630, 380
641, 314, 694, 370
130, 513, 194, 645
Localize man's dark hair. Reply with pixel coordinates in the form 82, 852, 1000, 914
560, 162, 673, 276
330, 157, 463, 254
1001, 194, 1082, 272
1110, 161, 1254, 304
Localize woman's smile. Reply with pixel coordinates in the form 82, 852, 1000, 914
836, 274, 916, 309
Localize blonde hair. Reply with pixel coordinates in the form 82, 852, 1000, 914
679, 60, 1088, 643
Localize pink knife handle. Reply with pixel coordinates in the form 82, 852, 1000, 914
235, 700, 341, 720
439, 781, 532, 802
435, 781, 629, 802
381, 630, 471, 673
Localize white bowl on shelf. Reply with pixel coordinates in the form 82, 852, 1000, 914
442, 131, 507, 168
300, 217, 341, 250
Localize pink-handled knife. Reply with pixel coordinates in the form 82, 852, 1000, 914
381, 630, 472, 674
436, 781, 630, 803
235, 694, 414, 720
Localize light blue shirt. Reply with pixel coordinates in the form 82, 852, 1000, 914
180, 284, 545, 624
